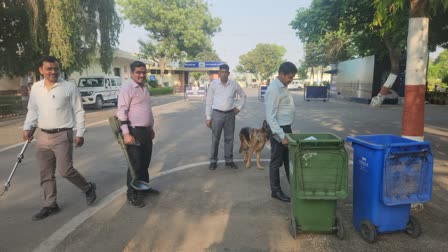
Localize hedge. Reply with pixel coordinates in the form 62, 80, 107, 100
0, 96, 23, 117
148, 86, 173, 96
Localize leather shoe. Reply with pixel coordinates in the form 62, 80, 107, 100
209, 163, 217, 170
32, 205, 60, 221
128, 193, 145, 208
85, 182, 97, 206
143, 188, 160, 196
225, 162, 238, 169
271, 191, 290, 202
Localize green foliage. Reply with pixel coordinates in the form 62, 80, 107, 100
0, 0, 121, 77
296, 62, 308, 80
118, 0, 221, 79
236, 43, 286, 81
148, 86, 173, 96
147, 79, 158, 88
428, 49, 448, 86
0, 96, 23, 117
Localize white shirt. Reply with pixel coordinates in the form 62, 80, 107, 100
205, 79, 247, 120
264, 78, 296, 140
23, 79, 86, 137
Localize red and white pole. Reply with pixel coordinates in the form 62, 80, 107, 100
401, 17, 429, 141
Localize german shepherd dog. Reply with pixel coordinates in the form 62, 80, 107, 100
239, 120, 270, 169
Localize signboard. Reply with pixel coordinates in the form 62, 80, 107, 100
149, 75, 156, 81
259, 86, 267, 100
183, 61, 225, 68
185, 86, 206, 100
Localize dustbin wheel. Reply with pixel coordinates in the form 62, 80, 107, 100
335, 217, 345, 240
360, 220, 377, 243
405, 215, 422, 238
289, 211, 297, 239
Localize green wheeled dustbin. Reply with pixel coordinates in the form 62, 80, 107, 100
286, 133, 349, 239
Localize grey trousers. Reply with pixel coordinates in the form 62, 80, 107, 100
210, 110, 235, 164
36, 130, 90, 207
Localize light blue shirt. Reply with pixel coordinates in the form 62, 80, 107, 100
264, 78, 295, 140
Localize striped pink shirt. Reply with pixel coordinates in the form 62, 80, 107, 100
116, 80, 154, 134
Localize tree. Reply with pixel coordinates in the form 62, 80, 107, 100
118, 0, 221, 83
190, 48, 221, 82
428, 49, 448, 89
0, 0, 121, 77
236, 43, 286, 81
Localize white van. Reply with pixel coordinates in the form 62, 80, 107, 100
288, 79, 303, 90
78, 76, 122, 109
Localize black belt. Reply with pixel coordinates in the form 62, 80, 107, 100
131, 126, 152, 129
213, 109, 234, 113
41, 128, 72, 134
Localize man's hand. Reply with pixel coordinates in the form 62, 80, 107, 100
281, 138, 288, 145
74, 137, 84, 148
150, 129, 155, 140
206, 120, 212, 128
22, 130, 32, 141
123, 133, 135, 145
233, 108, 240, 115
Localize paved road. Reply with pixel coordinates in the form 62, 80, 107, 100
0, 89, 447, 251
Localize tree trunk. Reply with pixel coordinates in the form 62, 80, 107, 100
401, 0, 429, 141
159, 57, 166, 86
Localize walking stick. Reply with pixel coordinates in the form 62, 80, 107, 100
1, 127, 36, 196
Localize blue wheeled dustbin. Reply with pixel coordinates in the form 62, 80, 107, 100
346, 134, 433, 243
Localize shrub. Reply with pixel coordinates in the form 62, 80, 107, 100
149, 86, 173, 96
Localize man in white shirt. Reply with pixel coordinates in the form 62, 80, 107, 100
264, 62, 297, 202
205, 64, 247, 170
23, 56, 96, 220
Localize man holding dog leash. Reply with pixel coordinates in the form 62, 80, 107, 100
23, 56, 97, 220
264, 61, 297, 202
205, 64, 247, 170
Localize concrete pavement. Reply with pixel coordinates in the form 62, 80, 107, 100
2, 89, 448, 251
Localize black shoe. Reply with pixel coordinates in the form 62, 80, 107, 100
209, 163, 217, 170
271, 191, 290, 202
128, 193, 145, 208
85, 182, 97, 206
32, 205, 60, 221
143, 188, 160, 196
225, 162, 238, 169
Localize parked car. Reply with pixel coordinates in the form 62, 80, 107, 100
77, 76, 122, 109
288, 79, 303, 90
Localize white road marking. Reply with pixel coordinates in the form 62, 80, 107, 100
32, 158, 270, 252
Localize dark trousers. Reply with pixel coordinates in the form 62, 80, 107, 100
126, 127, 153, 197
269, 125, 292, 193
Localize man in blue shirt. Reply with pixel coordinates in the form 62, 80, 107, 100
264, 62, 297, 202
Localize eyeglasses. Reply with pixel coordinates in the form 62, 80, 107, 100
134, 71, 147, 75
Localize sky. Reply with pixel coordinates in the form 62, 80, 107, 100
117, 0, 312, 71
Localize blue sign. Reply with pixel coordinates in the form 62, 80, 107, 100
205, 61, 225, 68
184, 62, 199, 68
149, 75, 156, 81
183, 61, 225, 68
259, 86, 267, 100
